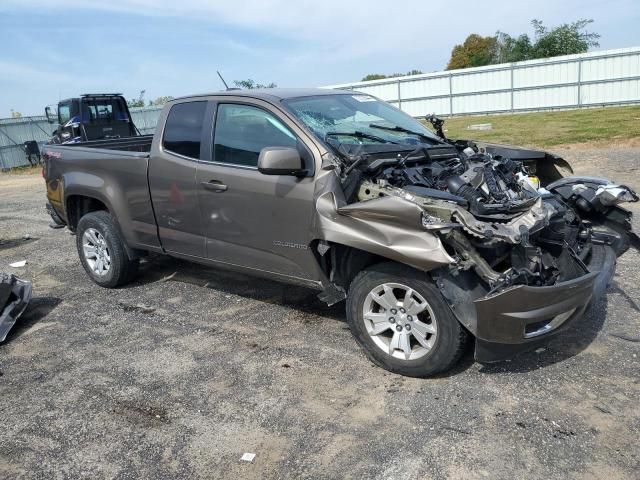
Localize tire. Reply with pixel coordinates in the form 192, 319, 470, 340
347, 262, 468, 377
75, 210, 138, 288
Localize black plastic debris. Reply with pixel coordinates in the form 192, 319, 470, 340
0, 273, 33, 342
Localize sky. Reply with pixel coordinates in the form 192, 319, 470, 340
1, 0, 639, 116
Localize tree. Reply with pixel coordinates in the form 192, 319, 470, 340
10, 109, 22, 118
148, 96, 174, 106
494, 32, 533, 63
446, 34, 498, 70
448, 19, 600, 69
529, 19, 600, 59
361, 74, 388, 81
360, 70, 423, 82
233, 79, 277, 89
127, 90, 146, 108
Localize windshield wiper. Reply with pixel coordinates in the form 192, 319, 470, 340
325, 131, 399, 144
368, 123, 439, 143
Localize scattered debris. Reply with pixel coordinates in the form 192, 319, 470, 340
535, 347, 546, 353
22, 234, 31, 240
609, 333, 640, 343
246, 341, 268, 352
594, 405, 612, 414
159, 271, 178, 283
111, 398, 170, 424
467, 123, 492, 131
0, 273, 33, 342
441, 426, 471, 435
9, 260, 26, 268
120, 303, 156, 314
240, 453, 256, 462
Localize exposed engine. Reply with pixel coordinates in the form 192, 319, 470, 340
341, 142, 638, 294
369, 151, 539, 219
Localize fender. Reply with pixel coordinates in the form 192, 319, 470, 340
314, 191, 454, 273
61, 171, 158, 251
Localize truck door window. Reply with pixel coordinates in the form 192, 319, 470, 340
162, 101, 207, 159
213, 104, 297, 167
58, 104, 71, 124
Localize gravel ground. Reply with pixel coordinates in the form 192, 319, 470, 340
1, 147, 639, 479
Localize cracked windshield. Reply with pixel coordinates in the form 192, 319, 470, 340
284, 94, 440, 147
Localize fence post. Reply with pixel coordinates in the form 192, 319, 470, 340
510, 63, 515, 112
397, 79, 402, 110
577, 58, 583, 108
448, 73, 453, 116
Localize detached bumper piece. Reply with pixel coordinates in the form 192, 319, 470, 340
0, 273, 33, 342
474, 245, 616, 362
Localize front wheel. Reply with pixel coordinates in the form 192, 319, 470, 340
347, 263, 468, 377
76, 211, 138, 288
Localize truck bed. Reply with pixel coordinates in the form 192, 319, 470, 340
57, 134, 153, 153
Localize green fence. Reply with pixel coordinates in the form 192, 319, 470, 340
0, 107, 162, 170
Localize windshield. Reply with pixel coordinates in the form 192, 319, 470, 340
283, 93, 440, 147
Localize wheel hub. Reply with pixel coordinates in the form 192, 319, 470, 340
82, 228, 111, 277
362, 282, 438, 361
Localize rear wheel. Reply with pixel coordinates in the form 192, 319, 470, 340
76, 211, 138, 288
347, 262, 467, 377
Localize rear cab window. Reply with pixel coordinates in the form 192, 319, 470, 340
162, 101, 207, 159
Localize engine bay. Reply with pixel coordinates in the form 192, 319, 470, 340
338, 141, 638, 294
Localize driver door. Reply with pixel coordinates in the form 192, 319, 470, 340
196, 100, 319, 281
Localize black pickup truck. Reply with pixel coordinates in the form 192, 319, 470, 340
45, 93, 141, 144
42, 88, 639, 377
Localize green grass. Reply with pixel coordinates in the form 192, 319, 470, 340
2, 164, 42, 175
422, 105, 640, 149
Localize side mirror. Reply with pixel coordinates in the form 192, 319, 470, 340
258, 147, 306, 176
45, 106, 56, 124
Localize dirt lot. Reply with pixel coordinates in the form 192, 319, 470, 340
1, 147, 639, 479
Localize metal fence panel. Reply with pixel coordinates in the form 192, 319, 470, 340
453, 91, 511, 114
401, 76, 449, 99
582, 78, 640, 105
324, 46, 640, 117
130, 106, 162, 134
0, 107, 163, 169
453, 68, 510, 94
3, 47, 640, 168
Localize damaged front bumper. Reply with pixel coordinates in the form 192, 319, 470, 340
0, 273, 33, 342
472, 245, 616, 362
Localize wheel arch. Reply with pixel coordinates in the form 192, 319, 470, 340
313, 241, 435, 293
66, 194, 110, 231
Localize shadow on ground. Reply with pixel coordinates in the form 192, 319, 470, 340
129, 255, 347, 322
124, 253, 618, 376
3, 296, 62, 343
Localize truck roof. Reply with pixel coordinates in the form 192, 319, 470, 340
57, 94, 126, 103
173, 88, 353, 102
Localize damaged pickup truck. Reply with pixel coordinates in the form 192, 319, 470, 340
43, 89, 639, 377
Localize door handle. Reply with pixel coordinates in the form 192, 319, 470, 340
201, 180, 228, 192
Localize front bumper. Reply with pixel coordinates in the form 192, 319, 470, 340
0, 273, 33, 342
474, 245, 616, 362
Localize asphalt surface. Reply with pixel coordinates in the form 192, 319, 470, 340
1, 148, 639, 479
